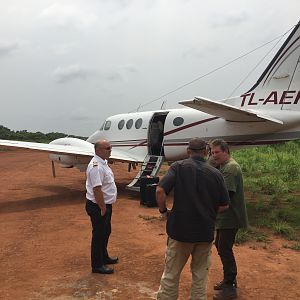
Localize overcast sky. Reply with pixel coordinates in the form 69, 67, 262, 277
0, 0, 299, 136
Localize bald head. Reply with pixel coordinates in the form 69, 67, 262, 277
94, 139, 112, 160
95, 140, 107, 151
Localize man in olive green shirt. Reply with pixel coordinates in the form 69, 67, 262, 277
210, 139, 248, 300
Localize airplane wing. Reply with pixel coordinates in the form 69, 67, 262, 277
179, 97, 283, 124
0, 138, 144, 163
0, 138, 94, 156
110, 148, 143, 163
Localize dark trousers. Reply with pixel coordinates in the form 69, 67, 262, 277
85, 200, 112, 269
215, 228, 238, 283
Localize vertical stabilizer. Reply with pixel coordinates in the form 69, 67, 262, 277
248, 21, 300, 93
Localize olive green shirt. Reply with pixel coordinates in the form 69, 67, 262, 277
216, 157, 248, 229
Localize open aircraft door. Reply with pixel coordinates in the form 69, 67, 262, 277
148, 112, 169, 156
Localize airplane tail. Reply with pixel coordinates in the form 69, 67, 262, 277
243, 20, 300, 111
182, 21, 300, 120
248, 20, 300, 93
241, 21, 300, 111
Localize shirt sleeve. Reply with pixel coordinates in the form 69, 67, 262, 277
158, 163, 177, 195
89, 165, 104, 188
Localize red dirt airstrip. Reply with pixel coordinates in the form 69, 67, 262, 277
0, 149, 299, 299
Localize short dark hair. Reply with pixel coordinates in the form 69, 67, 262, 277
210, 139, 230, 154
188, 138, 207, 151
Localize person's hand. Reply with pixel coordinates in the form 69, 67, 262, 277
100, 205, 106, 216
160, 208, 170, 220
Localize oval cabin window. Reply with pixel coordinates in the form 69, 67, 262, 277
118, 120, 125, 130
104, 120, 111, 130
135, 118, 143, 129
126, 119, 133, 129
173, 117, 184, 126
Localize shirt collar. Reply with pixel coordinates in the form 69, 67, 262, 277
191, 156, 206, 163
95, 154, 107, 165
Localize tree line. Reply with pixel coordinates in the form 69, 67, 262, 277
0, 125, 87, 143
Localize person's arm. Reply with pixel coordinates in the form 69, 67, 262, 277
156, 186, 167, 213
93, 186, 106, 216
217, 170, 231, 213
218, 190, 235, 213
156, 163, 176, 217
156, 186, 171, 219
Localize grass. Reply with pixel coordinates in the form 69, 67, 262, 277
232, 141, 300, 249
235, 228, 269, 244
283, 242, 300, 251
271, 221, 295, 240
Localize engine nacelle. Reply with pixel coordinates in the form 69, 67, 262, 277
48, 137, 94, 170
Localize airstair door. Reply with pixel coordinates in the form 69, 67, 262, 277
148, 112, 168, 156
126, 154, 164, 192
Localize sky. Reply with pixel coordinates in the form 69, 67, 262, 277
0, 0, 299, 136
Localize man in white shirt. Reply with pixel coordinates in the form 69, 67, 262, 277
85, 140, 118, 274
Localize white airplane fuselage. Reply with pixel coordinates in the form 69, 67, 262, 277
86, 90, 300, 162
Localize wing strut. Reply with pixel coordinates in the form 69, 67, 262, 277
51, 161, 56, 178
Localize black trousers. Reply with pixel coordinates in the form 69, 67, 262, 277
86, 200, 112, 269
215, 228, 238, 283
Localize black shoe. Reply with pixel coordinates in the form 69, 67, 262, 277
213, 286, 237, 300
214, 280, 237, 290
104, 256, 119, 264
92, 266, 114, 274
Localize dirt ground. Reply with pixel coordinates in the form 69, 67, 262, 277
0, 149, 299, 300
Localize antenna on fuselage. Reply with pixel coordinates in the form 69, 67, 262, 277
160, 100, 167, 110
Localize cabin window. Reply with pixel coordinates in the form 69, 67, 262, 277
135, 118, 143, 129
126, 119, 133, 129
104, 120, 111, 130
173, 117, 184, 126
100, 122, 105, 131
118, 119, 125, 130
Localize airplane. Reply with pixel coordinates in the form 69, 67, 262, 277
1, 20, 300, 191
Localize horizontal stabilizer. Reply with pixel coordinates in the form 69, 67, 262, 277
179, 97, 283, 124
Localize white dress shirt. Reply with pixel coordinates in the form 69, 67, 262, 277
86, 155, 117, 204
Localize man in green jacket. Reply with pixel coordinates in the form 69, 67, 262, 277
210, 139, 248, 300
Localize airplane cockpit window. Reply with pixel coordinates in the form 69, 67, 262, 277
104, 120, 111, 130
118, 119, 125, 130
126, 119, 133, 129
135, 118, 143, 129
173, 117, 184, 126
100, 122, 105, 131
